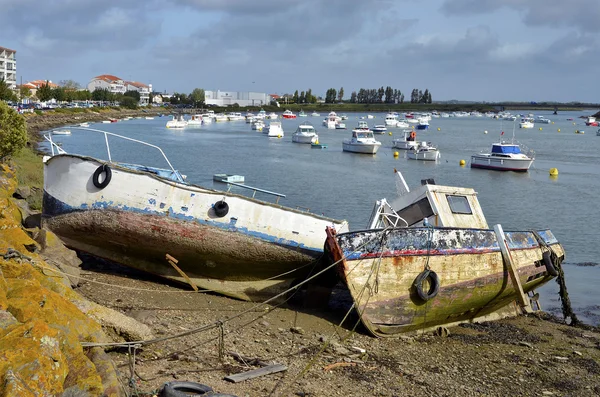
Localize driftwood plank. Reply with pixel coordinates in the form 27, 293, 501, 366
224, 364, 287, 383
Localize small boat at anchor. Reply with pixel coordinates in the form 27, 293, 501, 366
407, 141, 440, 161
292, 123, 318, 144
392, 130, 419, 150
342, 125, 381, 154
51, 129, 72, 135
471, 140, 534, 172
323, 170, 565, 336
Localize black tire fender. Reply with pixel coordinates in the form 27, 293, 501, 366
213, 200, 229, 217
92, 164, 112, 189
543, 250, 558, 277
413, 269, 440, 302
159, 381, 213, 397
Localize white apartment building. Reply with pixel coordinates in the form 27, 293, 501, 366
87, 75, 152, 104
0, 46, 17, 89
205, 90, 272, 107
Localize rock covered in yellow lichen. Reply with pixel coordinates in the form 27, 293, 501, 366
0, 163, 121, 396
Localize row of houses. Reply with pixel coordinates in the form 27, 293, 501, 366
3, 44, 274, 107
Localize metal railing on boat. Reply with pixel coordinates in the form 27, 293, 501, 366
43, 127, 184, 183
225, 181, 286, 204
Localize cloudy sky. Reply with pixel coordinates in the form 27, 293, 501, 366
1, 0, 598, 102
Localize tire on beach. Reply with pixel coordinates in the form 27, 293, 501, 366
92, 164, 112, 189
412, 269, 440, 302
159, 381, 213, 396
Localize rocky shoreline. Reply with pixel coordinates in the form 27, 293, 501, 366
0, 111, 599, 396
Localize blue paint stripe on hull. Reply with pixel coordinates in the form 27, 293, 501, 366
43, 191, 324, 254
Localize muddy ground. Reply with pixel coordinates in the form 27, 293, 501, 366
74, 257, 600, 397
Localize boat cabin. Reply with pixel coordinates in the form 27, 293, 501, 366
353, 130, 375, 140
491, 143, 521, 157
367, 172, 488, 229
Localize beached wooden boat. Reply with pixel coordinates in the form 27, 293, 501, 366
323, 171, 564, 336
42, 128, 349, 302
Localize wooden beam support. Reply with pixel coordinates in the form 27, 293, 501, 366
493, 224, 532, 313
165, 253, 198, 292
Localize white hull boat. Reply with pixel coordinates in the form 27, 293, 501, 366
407, 141, 440, 161
342, 127, 381, 154
187, 115, 203, 128
392, 130, 419, 150
41, 128, 349, 302
292, 123, 318, 144
166, 115, 187, 129
264, 121, 284, 137
471, 141, 534, 172
51, 129, 71, 135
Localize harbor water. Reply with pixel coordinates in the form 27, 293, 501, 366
42, 110, 600, 325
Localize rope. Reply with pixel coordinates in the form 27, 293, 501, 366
531, 231, 581, 326
80, 227, 391, 349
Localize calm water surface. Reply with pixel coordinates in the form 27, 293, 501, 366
42, 110, 600, 325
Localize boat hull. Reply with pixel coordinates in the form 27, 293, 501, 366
325, 227, 564, 336
292, 134, 317, 144
407, 150, 439, 161
42, 155, 348, 301
470, 155, 533, 172
342, 142, 380, 154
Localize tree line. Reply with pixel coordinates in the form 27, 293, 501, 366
322, 87, 432, 104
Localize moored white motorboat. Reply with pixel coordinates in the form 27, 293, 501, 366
323, 111, 339, 129
371, 125, 387, 134
214, 113, 228, 122
51, 129, 71, 135
519, 118, 534, 129
407, 141, 440, 161
384, 113, 399, 126
166, 114, 187, 129
187, 114, 203, 127
470, 140, 534, 172
537, 116, 551, 124
342, 129, 381, 154
292, 123, 318, 144
79, 122, 90, 128
251, 119, 265, 131
352, 120, 371, 133
200, 112, 213, 124
298, 110, 307, 117
311, 111, 320, 117
392, 130, 419, 150
396, 119, 410, 128
227, 112, 244, 121
264, 121, 284, 137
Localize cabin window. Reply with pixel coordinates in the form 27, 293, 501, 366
395, 197, 434, 226
446, 195, 472, 214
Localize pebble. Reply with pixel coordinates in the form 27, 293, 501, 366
290, 326, 305, 335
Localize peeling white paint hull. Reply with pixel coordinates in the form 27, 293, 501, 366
43, 154, 348, 301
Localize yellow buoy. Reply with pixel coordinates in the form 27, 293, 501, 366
539, 127, 542, 131
484, 130, 488, 134
278, 135, 282, 138
557, 128, 561, 132
314, 140, 319, 144
549, 168, 559, 176
573, 122, 576, 125
393, 151, 399, 157
552, 121, 554, 124
459, 159, 466, 166
388, 132, 392, 136
437, 127, 441, 131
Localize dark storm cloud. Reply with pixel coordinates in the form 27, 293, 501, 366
440, 0, 600, 33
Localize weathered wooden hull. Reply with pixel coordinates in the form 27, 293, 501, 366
325, 227, 564, 336
43, 154, 348, 301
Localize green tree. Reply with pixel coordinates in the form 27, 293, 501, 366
0, 78, 16, 101
325, 88, 337, 103
52, 87, 66, 102
124, 90, 141, 102
120, 96, 138, 109
350, 91, 357, 103
92, 88, 110, 101
338, 87, 344, 102
0, 101, 28, 160
293, 90, 299, 103
190, 88, 205, 107
19, 85, 31, 101
37, 81, 53, 102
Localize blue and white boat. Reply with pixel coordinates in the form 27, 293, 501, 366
41, 128, 349, 302
471, 141, 534, 172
